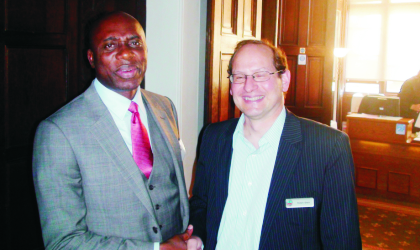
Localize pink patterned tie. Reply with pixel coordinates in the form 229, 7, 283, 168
128, 101, 154, 178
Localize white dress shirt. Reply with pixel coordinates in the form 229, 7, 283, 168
216, 108, 286, 250
94, 78, 152, 152
94, 79, 161, 249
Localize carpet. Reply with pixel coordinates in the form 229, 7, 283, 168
358, 198, 420, 250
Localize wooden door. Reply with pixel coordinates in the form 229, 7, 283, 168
0, 1, 144, 249
205, 0, 263, 123
262, 0, 337, 125
0, 1, 78, 249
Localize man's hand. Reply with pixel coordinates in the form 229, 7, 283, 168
410, 104, 420, 112
187, 236, 203, 250
160, 225, 193, 250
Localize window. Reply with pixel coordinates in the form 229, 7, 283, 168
345, 0, 420, 93
345, 82, 380, 93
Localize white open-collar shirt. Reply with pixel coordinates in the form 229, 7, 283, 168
216, 108, 286, 250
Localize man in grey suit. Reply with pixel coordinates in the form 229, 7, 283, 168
33, 12, 192, 249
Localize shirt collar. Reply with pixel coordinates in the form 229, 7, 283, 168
233, 108, 287, 148
93, 78, 145, 120
263, 108, 286, 147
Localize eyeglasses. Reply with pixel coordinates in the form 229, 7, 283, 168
229, 70, 284, 84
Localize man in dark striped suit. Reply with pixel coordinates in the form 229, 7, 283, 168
187, 40, 362, 250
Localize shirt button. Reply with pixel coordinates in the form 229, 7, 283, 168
149, 185, 154, 190
248, 181, 252, 186
242, 211, 247, 216
153, 227, 158, 233
155, 204, 160, 210
237, 241, 241, 246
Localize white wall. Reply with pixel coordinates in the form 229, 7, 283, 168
145, 0, 206, 193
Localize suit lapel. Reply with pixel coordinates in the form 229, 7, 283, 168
84, 85, 157, 220
140, 90, 178, 157
259, 110, 303, 248
140, 90, 190, 227
215, 120, 237, 225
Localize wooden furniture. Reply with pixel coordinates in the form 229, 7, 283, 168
347, 114, 414, 143
346, 114, 420, 203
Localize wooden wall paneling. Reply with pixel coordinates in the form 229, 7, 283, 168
8, 160, 44, 248
0, 3, 6, 246
0, 164, 8, 249
243, 0, 258, 38
219, 53, 232, 121
7, 48, 67, 145
285, 55, 297, 107
207, 0, 221, 123
388, 172, 410, 195
220, 52, 241, 120
262, 0, 336, 125
297, 0, 310, 45
206, 0, 262, 124
306, 57, 324, 107
354, 152, 415, 196
222, 0, 238, 35
308, 0, 327, 46
1, 0, 78, 249
261, 0, 278, 45
351, 139, 420, 202
356, 167, 377, 189
7, 0, 65, 33
281, 0, 300, 45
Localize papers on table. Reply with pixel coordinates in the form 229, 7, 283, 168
347, 113, 403, 121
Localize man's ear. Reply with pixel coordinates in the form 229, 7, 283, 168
87, 49, 95, 68
281, 70, 291, 92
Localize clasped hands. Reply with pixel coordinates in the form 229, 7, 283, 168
160, 225, 203, 250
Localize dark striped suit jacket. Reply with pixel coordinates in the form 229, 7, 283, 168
189, 109, 362, 249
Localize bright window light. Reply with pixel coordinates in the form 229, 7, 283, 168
386, 81, 404, 93
345, 0, 420, 93
345, 83, 380, 94
391, 0, 420, 3
346, 8, 382, 80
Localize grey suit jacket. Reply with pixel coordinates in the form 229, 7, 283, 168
33, 83, 189, 249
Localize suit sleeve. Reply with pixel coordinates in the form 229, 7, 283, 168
320, 133, 362, 249
188, 125, 213, 245
33, 120, 155, 250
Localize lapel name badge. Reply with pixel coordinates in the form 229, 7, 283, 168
285, 198, 314, 208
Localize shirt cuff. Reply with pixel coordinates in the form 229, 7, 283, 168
154, 242, 159, 250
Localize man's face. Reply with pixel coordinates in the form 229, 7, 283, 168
87, 13, 147, 99
230, 44, 288, 122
